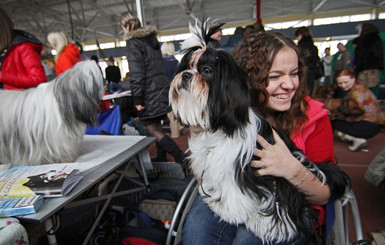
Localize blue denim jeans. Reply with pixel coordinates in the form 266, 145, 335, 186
108, 82, 121, 94
181, 194, 309, 245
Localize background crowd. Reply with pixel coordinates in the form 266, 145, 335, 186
1, 6, 385, 244
1, 2, 384, 157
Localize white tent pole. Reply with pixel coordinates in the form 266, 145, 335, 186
135, 0, 145, 26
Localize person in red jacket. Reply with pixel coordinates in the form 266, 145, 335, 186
47, 30, 82, 76
0, 8, 47, 90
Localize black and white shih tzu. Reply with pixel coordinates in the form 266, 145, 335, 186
169, 20, 351, 243
0, 61, 104, 170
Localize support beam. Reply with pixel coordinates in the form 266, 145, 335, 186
256, 0, 261, 23
313, 0, 328, 13
136, 0, 144, 25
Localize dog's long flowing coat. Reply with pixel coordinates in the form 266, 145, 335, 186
0, 61, 104, 168
169, 20, 350, 244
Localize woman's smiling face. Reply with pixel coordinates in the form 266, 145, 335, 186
265, 46, 299, 112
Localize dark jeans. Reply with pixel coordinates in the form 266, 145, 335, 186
108, 82, 122, 94
332, 120, 382, 138
181, 195, 309, 245
114, 96, 136, 124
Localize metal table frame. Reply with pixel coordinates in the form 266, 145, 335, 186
18, 135, 155, 245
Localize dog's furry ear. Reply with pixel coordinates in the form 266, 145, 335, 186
175, 48, 195, 74
54, 61, 104, 125
208, 51, 251, 137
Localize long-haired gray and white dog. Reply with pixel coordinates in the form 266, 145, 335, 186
0, 61, 104, 169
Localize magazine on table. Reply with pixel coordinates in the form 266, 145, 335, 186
0, 163, 83, 198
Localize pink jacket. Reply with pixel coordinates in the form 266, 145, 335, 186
292, 96, 335, 164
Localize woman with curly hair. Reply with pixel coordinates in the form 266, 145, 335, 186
181, 32, 342, 245
235, 31, 336, 243
232, 31, 334, 165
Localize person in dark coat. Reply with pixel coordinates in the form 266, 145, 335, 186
222, 26, 244, 53
161, 41, 188, 139
105, 56, 122, 93
208, 24, 224, 49
160, 42, 179, 84
295, 26, 321, 95
120, 11, 185, 164
354, 23, 384, 96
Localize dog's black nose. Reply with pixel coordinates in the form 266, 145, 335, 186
181, 72, 192, 90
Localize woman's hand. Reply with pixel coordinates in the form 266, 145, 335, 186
252, 129, 331, 205
251, 129, 304, 182
135, 104, 145, 111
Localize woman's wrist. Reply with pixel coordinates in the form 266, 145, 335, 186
286, 163, 308, 186
295, 169, 309, 187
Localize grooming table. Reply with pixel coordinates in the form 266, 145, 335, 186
16, 135, 155, 245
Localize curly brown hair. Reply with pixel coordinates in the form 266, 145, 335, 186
232, 32, 308, 136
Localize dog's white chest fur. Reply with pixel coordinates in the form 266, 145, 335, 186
189, 109, 297, 243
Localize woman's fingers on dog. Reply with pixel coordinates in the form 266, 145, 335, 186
255, 131, 298, 178
251, 160, 268, 176
272, 129, 285, 145
251, 160, 265, 169
253, 147, 263, 157
256, 134, 271, 148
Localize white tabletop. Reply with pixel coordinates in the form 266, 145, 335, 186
75, 135, 149, 172
102, 90, 131, 100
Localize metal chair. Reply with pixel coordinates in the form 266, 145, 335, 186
329, 190, 370, 245
166, 178, 198, 245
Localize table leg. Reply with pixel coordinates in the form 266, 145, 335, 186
82, 158, 133, 245
136, 152, 149, 187
44, 216, 58, 245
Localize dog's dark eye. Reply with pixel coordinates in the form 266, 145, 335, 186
200, 66, 213, 76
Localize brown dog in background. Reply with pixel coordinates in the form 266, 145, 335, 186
313, 86, 365, 120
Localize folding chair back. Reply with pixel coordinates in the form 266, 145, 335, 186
329, 191, 371, 245
166, 178, 198, 245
